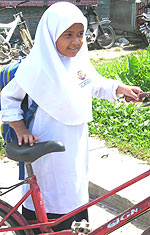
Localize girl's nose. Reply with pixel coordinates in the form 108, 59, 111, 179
72, 37, 81, 44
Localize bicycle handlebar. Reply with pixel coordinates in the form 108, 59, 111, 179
0, 0, 30, 13
14, 0, 30, 8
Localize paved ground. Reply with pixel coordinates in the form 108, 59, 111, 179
88, 204, 147, 234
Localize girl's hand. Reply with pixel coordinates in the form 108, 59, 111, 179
10, 120, 38, 146
116, 84, 143, 103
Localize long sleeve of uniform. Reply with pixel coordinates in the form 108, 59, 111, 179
1, 78, 26, 122
89, 63, 122, 101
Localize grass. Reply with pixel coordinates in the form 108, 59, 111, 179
89, 99, 150, 161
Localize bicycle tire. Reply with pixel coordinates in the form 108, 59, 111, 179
20, 29, 33, 56
96, 25, 115, 49
0, 199, 34, 235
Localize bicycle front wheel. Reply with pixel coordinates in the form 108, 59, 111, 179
0, 198, 34, 235
0, 208, 26, 235
0, 34, 12, 64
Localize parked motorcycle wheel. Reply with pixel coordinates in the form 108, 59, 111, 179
96, 25, 115, 49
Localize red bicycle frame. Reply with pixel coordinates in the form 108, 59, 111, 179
0, 162, 150, 234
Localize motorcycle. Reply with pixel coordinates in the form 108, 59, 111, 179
137, 3, 150, 45
81, 5, 115, 49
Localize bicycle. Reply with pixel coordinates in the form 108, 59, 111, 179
0, 0, 33, 65
0, 92, 150, 235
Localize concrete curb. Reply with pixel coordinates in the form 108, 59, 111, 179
88, 137, 150, 226
89, 182, 150, 226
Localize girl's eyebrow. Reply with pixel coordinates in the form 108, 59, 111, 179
65, 29, 84, 33
65, 30, 72, 33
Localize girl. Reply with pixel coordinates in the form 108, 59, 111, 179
1, 1, 142, 233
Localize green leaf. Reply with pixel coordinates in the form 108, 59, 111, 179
128, 55, 138, 76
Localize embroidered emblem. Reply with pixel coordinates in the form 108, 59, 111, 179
77, 71, 86, 80
77, 70, 91, 88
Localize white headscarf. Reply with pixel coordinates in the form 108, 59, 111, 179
15, 1, 93, 125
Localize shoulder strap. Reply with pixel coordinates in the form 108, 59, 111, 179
24, 100, 38, 128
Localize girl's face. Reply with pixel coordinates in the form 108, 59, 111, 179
56, 23, 84, 57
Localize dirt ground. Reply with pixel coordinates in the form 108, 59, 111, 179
88, 44, 144, 61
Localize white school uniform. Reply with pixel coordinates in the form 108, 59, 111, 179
1, 2, 121, 213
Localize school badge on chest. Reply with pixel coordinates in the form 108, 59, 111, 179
77, 70, 91, 88
78, 71, 86, 80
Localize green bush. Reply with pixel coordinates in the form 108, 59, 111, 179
91, 47, 150, 90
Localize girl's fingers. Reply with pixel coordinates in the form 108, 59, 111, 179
28, 134, 38, 146
125, 96, 137, 103
125, 96, 133, 102
131, 92, 138, 101
18, 136, 23, 146
28, 135, 34, 146
33, 134, 38, 144
17, 133, 38, 146
24, 135, 31, 145
125, 87, 143, 102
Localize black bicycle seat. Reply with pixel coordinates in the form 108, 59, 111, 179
5, 141, 65, 163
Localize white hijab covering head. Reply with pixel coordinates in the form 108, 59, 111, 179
15, 1, 93, 125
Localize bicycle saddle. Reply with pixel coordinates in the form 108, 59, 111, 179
5, 141, 65, 163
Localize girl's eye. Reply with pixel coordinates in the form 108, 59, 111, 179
79, 32, 84, 37
64, 33, 72, 37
